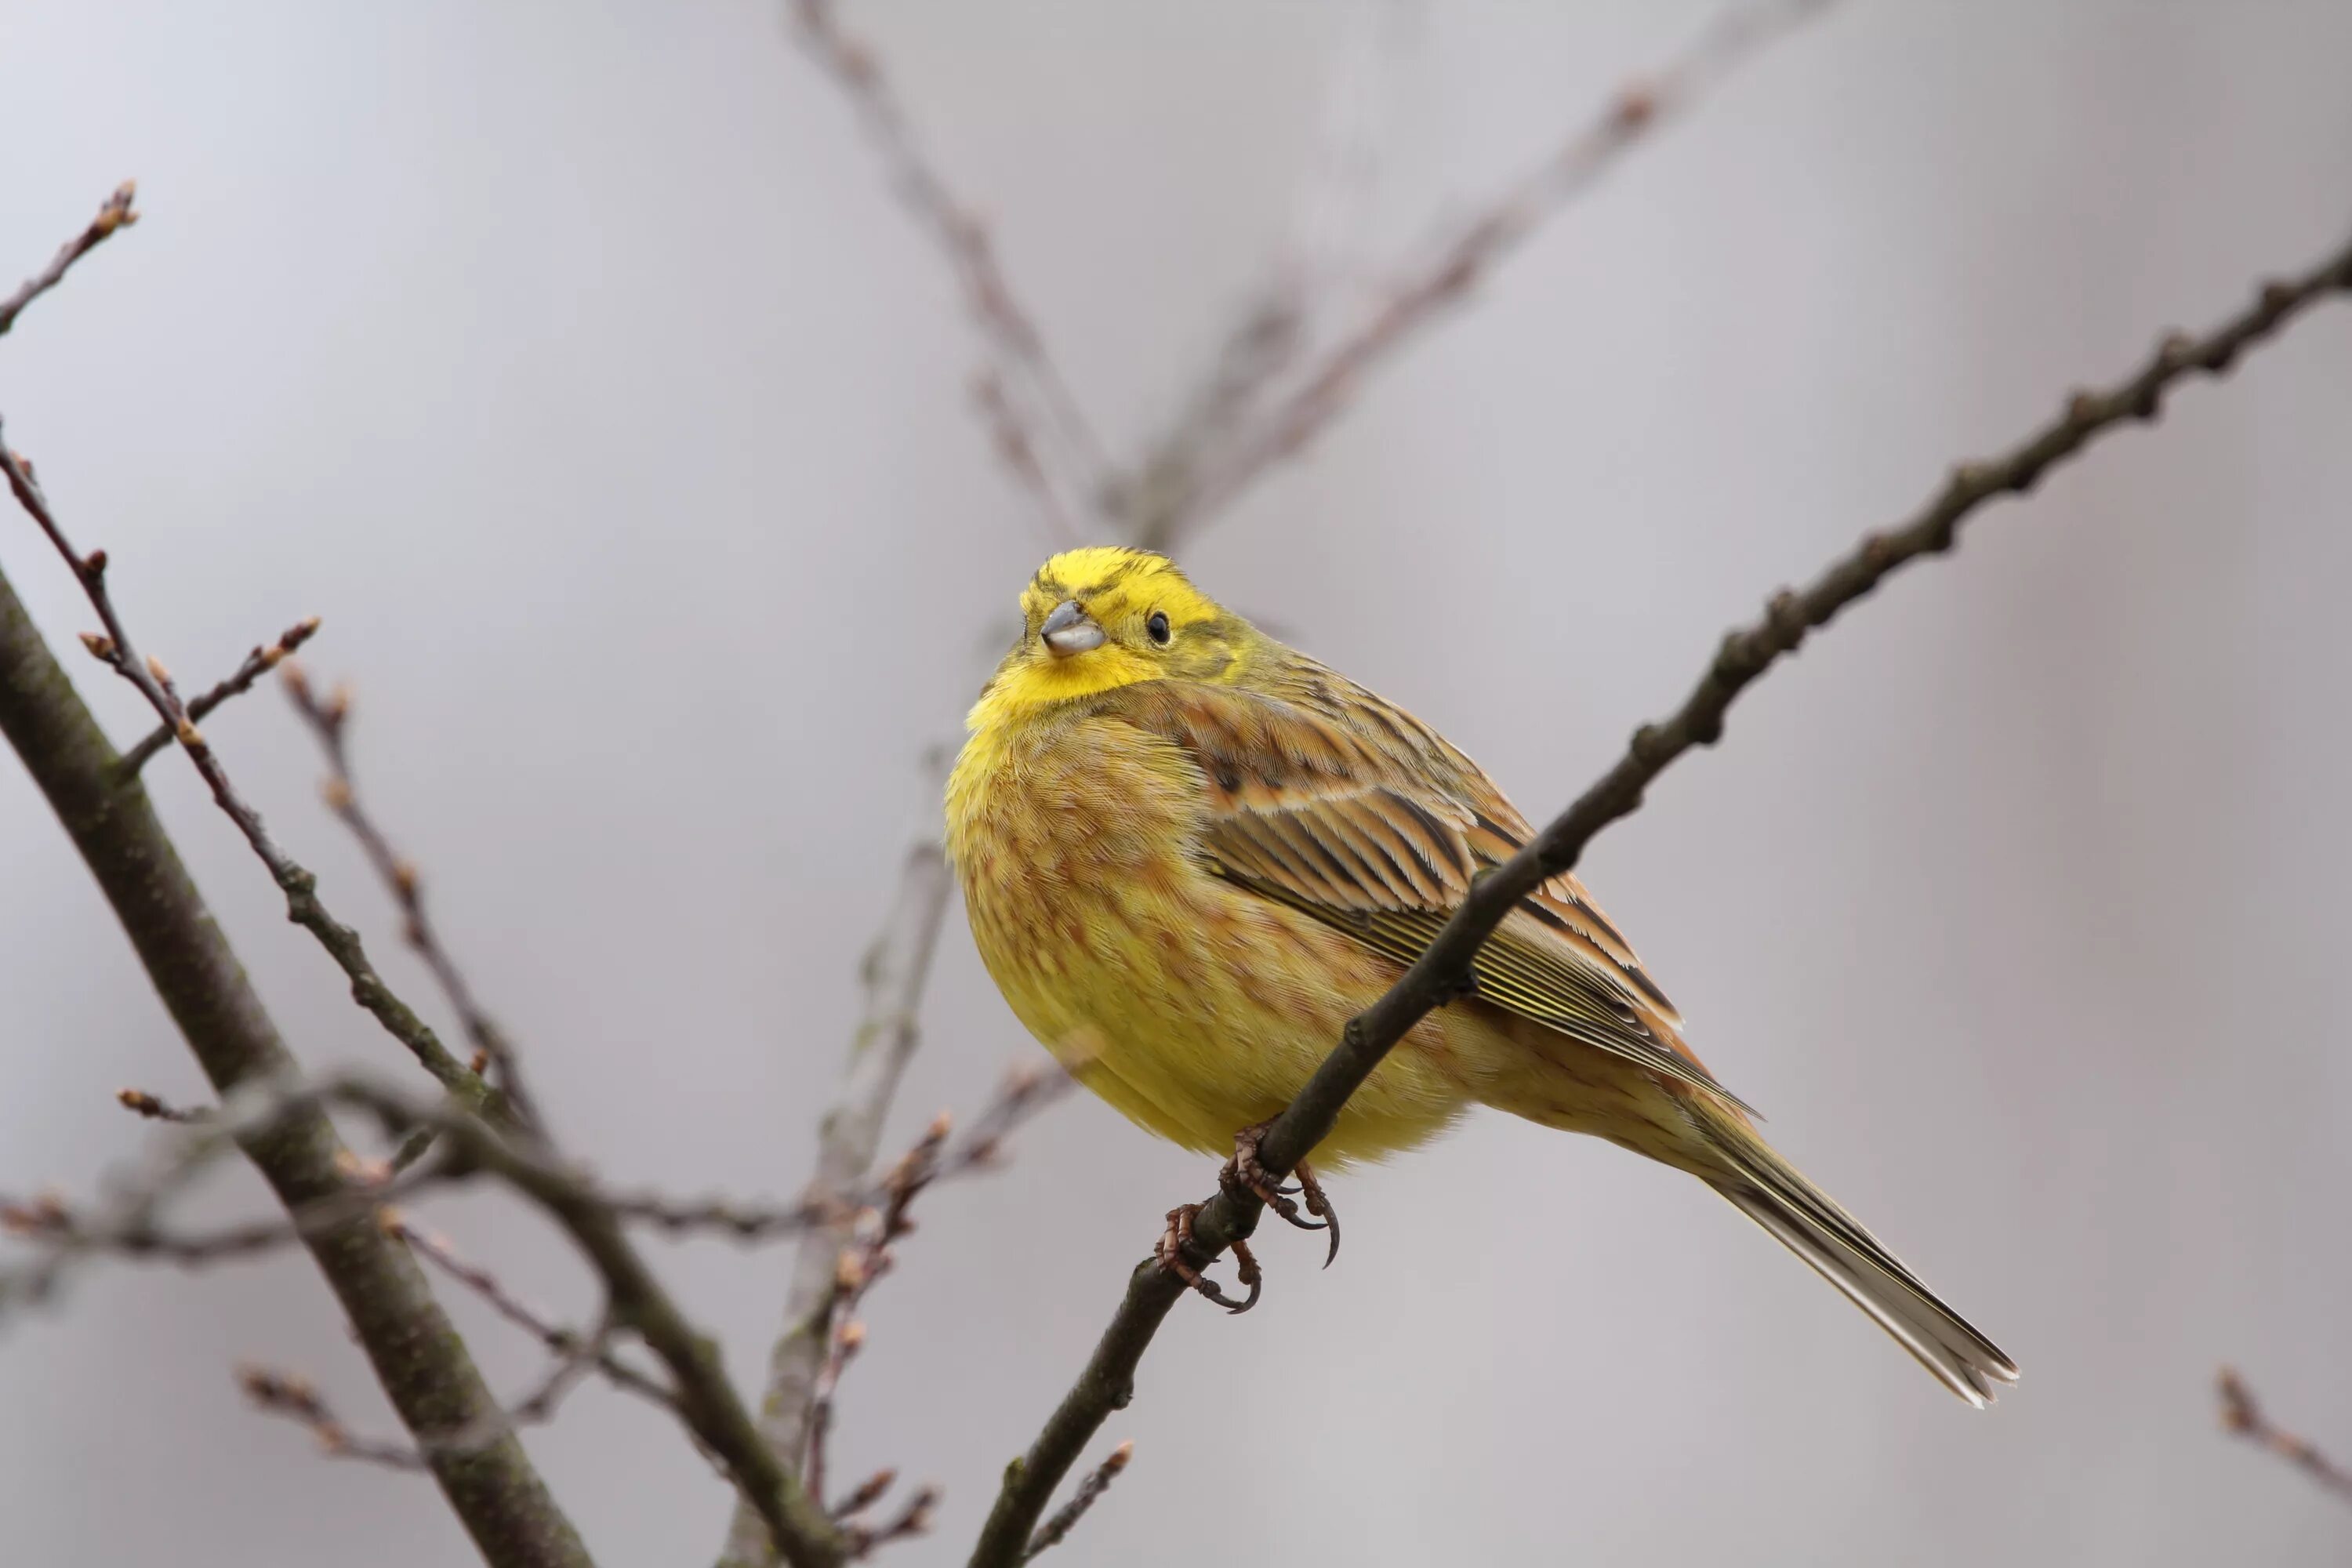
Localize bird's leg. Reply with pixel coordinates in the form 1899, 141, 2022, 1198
1154, 1203, 1261, 1313
1221, 1119, 1342, 1267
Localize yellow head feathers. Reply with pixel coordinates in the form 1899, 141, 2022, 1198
968, 549, 1257, 726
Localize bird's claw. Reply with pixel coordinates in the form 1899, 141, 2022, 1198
1221, 1120, 1342, 1268
1154, 1203, 1261, 1313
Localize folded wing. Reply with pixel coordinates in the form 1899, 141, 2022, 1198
1102, 672, 1750, 1113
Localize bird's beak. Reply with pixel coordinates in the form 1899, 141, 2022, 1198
1040, 599, 1105, 657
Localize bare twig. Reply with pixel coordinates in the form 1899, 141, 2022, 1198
2, 1063, 1069, 1332
281, 662, 543, 1127
0, 183, 137, 339
967, 223, 2352, 1568
1116, 2, 1410, 547
828, 1468, 898, 1523
790, 0, 1101, 536
2219, 1367, 2352, 1504
78, 1062, 1071, 1565
56, 1065, 853, 1563
721, 833, 953, 1566
1022, 1441, 1131, 1562
452, 1101, 851, 1565
800, 1105, 966, 1506
0, 436, 503, 1123
842, 1487, 939, 1560
238, 1363, 439, 1469
1172, 0, 1834, 533
390, 1214, 681, 1419
241, 1306, 619, 1469
115, 615, 320, 778
114, 1087, 206, 1123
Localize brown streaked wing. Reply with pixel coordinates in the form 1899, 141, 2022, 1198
1104, 677, 1744, 1111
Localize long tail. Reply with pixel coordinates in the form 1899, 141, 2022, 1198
1704, 1128, 2018, 1406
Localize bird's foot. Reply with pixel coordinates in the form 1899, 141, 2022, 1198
1220, 1119, 1341, 1269
1154, 1203, 1260, 1313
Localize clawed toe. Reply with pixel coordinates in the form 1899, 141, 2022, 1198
1221, 1120, 1342, 1266
1294, 1160, 1340, 1269
1153, 1203, 1261, 1313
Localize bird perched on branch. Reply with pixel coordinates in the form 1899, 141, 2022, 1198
945, 546, 2016, 1406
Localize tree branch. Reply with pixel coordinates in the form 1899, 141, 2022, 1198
0, 560, 591, 1566
0, 436, 506, 1122
1020, 1440, 1131, 1562
115, 614, 319, 778
966, 222, 2352, 1568
788, 0, 1103, 536
281, 660, 543, 1127
1142, 0, 1835, 540
2219, 1367, 2352, 1504
0, 182, 137, 339
719, 829, 953, 1566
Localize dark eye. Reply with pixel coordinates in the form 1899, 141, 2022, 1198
1145, 612, 1171, 645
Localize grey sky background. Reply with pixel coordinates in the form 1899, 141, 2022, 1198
4, 2, 2350, 1563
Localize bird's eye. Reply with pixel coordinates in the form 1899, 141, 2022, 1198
1146, 612, 1171, 645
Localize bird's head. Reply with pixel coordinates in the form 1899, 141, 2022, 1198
970, 547, 1254, 724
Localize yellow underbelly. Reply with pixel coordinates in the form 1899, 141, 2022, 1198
968, 852, 1486, 1164
948, 712, 1486, 1166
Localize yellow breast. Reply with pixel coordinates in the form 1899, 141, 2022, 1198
946, 702, 1483, 1164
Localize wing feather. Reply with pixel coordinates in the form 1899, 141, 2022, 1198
1101, 674, 1746, 1112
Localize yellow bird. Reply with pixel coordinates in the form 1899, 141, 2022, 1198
946, 547, 2016, 1406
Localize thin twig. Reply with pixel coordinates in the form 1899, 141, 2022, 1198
240, 1308, 619, 1468
790, 0, 1101, 538
0, 436, 505, 1123
80, 1066, 853, 1563
2, 1065, 1069, 1329
967, 222, 2352, 1568
1022, 1441, 1131, 1562
0, 183, 138, 339
800, 1091, 1005, 1508
281, 662, 543, 1128
238, 1363, 439, 1469
115, 615, 320, 778
391, 1214, 682, 1418
1116, 2, 1409, 547
1174, 0, 1834, 533
828, 1469, 898, 1523
721, 832, 953, 1566
2219, 1367, 2352, 1504
114, 1087, 206, 1123
18, 1062, 1069, 1564
842, 1487, 939, 1561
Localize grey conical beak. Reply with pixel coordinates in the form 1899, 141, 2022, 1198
1040, 599, 1105, 657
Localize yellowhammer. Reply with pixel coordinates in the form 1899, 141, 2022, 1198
946, 547, 2016, 1406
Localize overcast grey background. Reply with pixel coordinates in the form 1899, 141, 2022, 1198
4, 2, 2350, 1564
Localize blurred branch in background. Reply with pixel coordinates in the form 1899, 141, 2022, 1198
2219, 1367, 2352, 1505
786, 0, 1103, 541
1113, 0, 1413, 550
1123, 0, 1835, 543
967, 221, 2352, 1566
0, 1065, 1066, 1323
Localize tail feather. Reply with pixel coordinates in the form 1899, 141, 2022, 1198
1707, 1137, 2018, 1407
